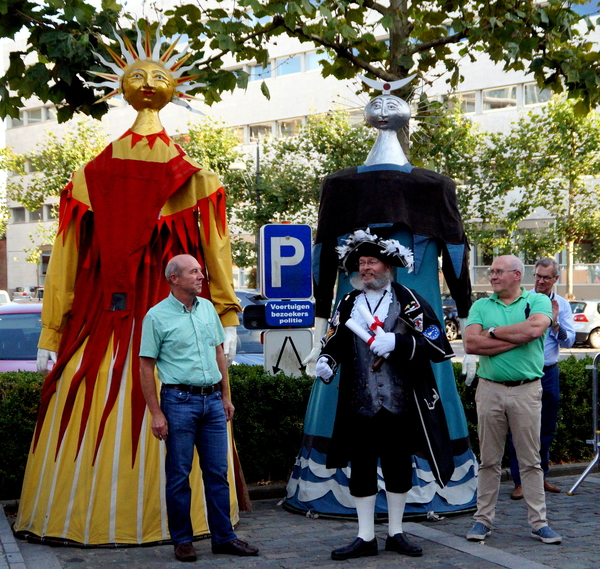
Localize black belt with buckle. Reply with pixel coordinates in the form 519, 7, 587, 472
484, 377, 540, 386
543, 363, 558, 371
162, 383, 221, 395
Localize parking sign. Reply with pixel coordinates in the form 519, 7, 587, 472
260, 224, 312, 299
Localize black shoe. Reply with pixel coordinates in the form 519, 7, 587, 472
212, 538, 259, 556
385, 533, 423, 557
331, 537, 378, 560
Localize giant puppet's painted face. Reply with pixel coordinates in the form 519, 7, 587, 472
122, 59, 176, 112
364, 95, 410, 131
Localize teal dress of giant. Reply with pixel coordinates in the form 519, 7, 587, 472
284, 163, 477, 516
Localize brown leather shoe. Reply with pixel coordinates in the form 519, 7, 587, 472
511, 485, 523, 500
212, 538, 259, 556
544, 479, 561, 493
174, 542, 197, 562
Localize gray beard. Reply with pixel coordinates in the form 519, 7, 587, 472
350, 271, 393, 292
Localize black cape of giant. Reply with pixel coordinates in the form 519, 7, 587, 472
313, 166, 472, 319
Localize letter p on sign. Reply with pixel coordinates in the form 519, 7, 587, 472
270, 237, 304, 287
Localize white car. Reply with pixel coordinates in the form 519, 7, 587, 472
570, 300, 600, 349
11, 286, 41, 301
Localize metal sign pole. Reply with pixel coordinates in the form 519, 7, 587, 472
567, 352, 600, 495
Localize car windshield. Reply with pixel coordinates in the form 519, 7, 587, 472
0, 313, 42, 360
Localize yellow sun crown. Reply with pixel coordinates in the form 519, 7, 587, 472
89, 20, 205, 111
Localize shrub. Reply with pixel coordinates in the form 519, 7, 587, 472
229, 365, 313, 483
0, 372, 43, 500
0, 357, 595, 499
554, 355, 594, 463
453, 356, 596, 466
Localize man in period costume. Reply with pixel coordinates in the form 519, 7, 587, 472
315, 229, 454, 560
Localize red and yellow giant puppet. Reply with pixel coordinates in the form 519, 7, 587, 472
14, 24, 244, 545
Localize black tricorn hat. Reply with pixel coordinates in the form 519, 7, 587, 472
336, 228, 414, 274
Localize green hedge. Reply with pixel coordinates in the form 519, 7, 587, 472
454, 356, 596, 465
229, 365, 313, 483
0, 359, 596, 499
0, 367, 314, 500
0, 372, 43, 500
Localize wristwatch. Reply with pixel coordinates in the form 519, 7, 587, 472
488, 327, 497, 339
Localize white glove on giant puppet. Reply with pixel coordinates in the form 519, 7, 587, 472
36, 348, 56, 374
460, 318, 477, 386
315, 357, 334, 381
223, 326, 237, 367
369, 332, 395, 357
302, 317, 328, 377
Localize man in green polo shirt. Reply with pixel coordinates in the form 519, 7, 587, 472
140, 254, 259, 562
463, 255, 562, 545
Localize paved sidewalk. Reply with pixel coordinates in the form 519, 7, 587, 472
3, 468, 600, 569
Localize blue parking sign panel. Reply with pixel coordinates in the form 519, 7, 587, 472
260, 224, 312, 300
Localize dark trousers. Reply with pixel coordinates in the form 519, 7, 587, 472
348, 408, 413, 497
509, 364, 560, 484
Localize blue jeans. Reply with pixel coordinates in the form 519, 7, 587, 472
509, 365, 560, 485
160, 387, 236, 546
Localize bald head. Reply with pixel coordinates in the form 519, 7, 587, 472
489, 255, 524, 301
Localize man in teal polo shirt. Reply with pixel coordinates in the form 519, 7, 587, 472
140, 254, 259, 562
463, 255, 562, 545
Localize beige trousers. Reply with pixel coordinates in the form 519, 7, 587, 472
474, 378, 547, 531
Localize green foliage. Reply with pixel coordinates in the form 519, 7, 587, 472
0, 119, 107, 262
0, 372, 43, 500
178, 117, 241, 180
229, 365, 314, 483
460, 95, 600, 278
3, 1, 600, 122
2, 118, 107, 211
222, 108, 375, 269
554, 355, 595, 463
0, 360, 596, 498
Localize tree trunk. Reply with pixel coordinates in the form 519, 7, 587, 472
566, 240, 574, 298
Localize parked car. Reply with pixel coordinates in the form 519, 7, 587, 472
11, 286, 43, 302
0, 302, 48, 372
442, 296, 461, 342
570, 299, 600, 349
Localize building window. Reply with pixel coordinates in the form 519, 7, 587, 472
40, 251, 51, 283
305, 51, 331, 71
29, 208, 43, 221
524, 83, 552, 106
444, 92, 476, 113
27, 108, 43, 123
249, 123, 272, 141
249, 63, 271, 82
231, 126, 245, 144
44, 205, 57, 220
277, 118, 303, 137
483, 86, 517, 110
25, 158, 40, 173
46, 106, 56, 121
276, 55, 302, 76
11, 208, 26, 223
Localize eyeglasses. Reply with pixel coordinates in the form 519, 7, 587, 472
534, 273, 557, 282
358, 260, 382, 268
487, 269, 518, 277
